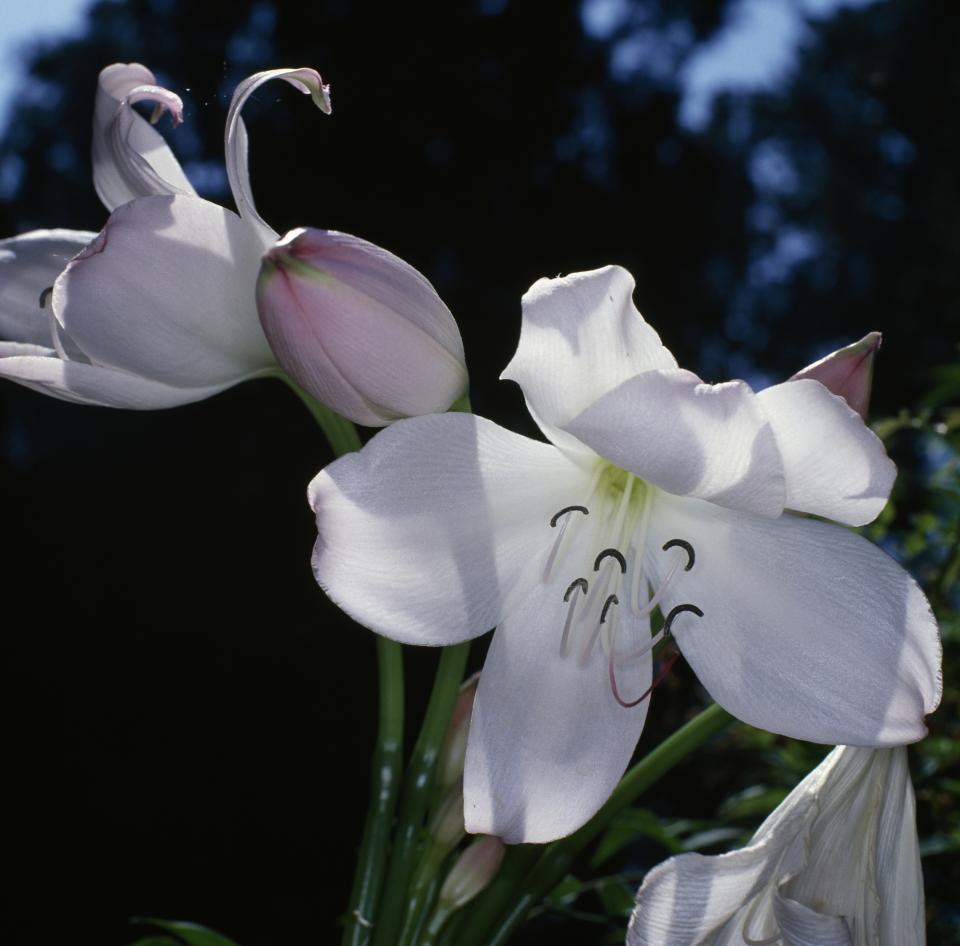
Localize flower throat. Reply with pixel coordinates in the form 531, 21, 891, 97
544, 461, 703, 708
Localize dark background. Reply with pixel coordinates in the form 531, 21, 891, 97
1, 1, 958, 943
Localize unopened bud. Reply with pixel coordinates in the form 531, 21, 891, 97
789, 331, 881, 419
437, 836, 505, 911
257, 227, 468, 427
437, 673, 479, 791
429, 787, 466, 852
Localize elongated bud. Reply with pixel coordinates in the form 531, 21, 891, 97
429, 786, 467, 852
257, 227, 468, 427
437, 673, 479, 792
437, 836, 505, 911
789, 331, 880, 419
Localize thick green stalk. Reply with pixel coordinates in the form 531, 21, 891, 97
455, 703, 735, 946
341, 637, 405, 946
287, 383, 403, 946
370, 642, 471, 946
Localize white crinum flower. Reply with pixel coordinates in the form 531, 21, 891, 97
308, 265, 941, 844
628, 745, 926, 946
0, 62, 329, 407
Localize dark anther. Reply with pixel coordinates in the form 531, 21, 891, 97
600, 594, 619, 624
563, 577, 588, 601
550, 505, 589, 528
38, 286, 53, 310
662, 538, 696, 571
594, 547, 627, 573
662, 603, 704, 635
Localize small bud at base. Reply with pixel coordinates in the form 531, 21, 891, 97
438, 836, 506, 911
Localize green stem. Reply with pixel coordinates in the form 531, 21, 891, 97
341, 637, 405, 946
370, 642, 471, 946
285, 382, 403, 946
456, 703, 735, 946
288, 379, 363, 455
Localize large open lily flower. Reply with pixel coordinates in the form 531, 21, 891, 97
308, 265, 941, 843
0, 62, 329, 407
628, 745, 925, 945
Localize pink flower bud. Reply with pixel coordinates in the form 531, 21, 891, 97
437, 673, 479, 792
789, 331, 881, 419
438, 836, 505, 911
257, 227, 468, 427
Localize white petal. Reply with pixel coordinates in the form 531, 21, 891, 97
646, 491, 942, 745
92, 62, 196, 212
0, 343, 232, 408
0, 229, 96, 345
567, 369, 786, 517
758, 379, 895, 526
464, 581, 651, 844
786, 747, 925, 946
875, 748, 926, 945
308, 413, 594, 645
224, 67, 331, 241
627, 800, 814, 946
53, 195, 275, 387
501, 265, 677, 450
772, 893, 853, 946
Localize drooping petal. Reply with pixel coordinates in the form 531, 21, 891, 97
0, 229, 96, 345
308, 412, 594, 645
224, 67, 331, 242
53, 195, 275, 387
502, 265, 677, 450
257, 227, 467, 426
757, 378, 895, 526
646, 491, 942, 746
0, 342, 232, 408
627, 801, 814, 945
566, 369, 786, 517
92, 62, 196, 212
785, 746, 925, 946
772, 894, 853, 946
464, 580, 652, 843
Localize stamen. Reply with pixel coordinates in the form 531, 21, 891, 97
563, 578, 588, 601
559, 578, 588, 657
594, 548, 627, 574
550, 505, 589, 528
663, 603, 704, 631
599, 593, 619, 623
630, 540, 697, 620
38, 286, 53, 309
607, 602, 703, 708
543, 505, 589, 583
662, 538, 695, 571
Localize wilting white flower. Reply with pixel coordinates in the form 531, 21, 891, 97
0, 62, 328, 407
308, 265, 941, 843
256, 226, 468, 426
628, 745, 926, 946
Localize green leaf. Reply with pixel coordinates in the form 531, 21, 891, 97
596, 880, 635, 916
131, 920, 242, 946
